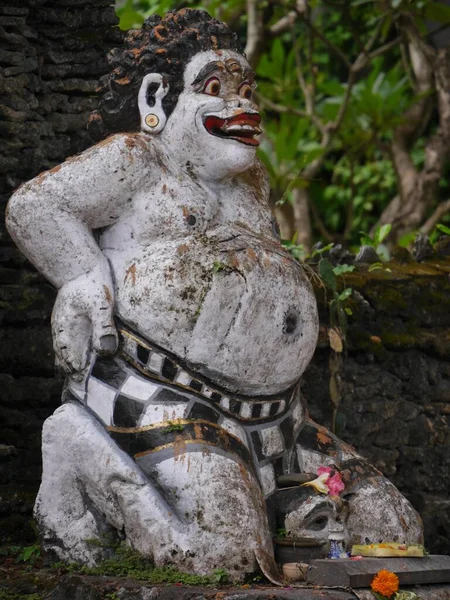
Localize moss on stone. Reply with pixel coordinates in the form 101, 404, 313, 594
52, 545, 228, 586
0, 592, 42, 600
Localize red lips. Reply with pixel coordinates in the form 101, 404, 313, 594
204, 112, 261, 146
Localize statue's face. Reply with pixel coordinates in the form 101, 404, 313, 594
161, 50, 261, 180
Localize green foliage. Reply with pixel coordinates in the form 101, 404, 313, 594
213, 568, 229, 583
429, 223, 450, 245
212, 260, 231, 274
17, 544, 40, 566
53, 544, 227, 586
163, 421, 185, 433
319, 258, 353, 335
360, 224, 392, 261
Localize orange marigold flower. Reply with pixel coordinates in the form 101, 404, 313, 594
371, 569, 399, 598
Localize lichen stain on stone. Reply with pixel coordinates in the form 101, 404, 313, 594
103, 285, 113, 304
218, 428, 231, 450
173, 434, 187, 461
193, 422, 204, 441
95, 134, 117, 149
316, 431, 332, 445
124, 133, 149, 155
124, 263, 137, 286
177, 244, 189, 255
263, 255, 272, 269
245, 247, 257, 262
114, 76, 131, 86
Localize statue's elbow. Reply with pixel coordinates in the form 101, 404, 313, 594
5, 187, 32, 242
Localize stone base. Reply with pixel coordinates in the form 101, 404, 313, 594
307, 555, 450, 587
41, 577, 450, 600
2, 572, 450, 600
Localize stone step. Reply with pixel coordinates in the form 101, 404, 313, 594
307, 555, 450, 587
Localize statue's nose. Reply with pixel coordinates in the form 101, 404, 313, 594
226, 98, 259, 115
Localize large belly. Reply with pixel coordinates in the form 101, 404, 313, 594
106, 227, 318, 395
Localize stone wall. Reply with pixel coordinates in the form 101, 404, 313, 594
0, 1, 449, 557
0, 0, 120, 543
303, 260, 450, 555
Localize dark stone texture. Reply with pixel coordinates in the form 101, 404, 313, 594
2, 573, 450, 600
304, 261, 450, 556
0, 0, 121, 545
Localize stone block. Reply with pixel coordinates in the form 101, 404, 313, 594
307, 556, 450, 587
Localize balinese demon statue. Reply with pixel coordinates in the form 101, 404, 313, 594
6, 9, 422, 582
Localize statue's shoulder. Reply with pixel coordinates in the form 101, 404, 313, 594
12, 132, 157, 199
89, 132, 155, 163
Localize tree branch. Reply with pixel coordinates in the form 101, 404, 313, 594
292, 35, 326, 135
269, 0, 306, 36
245, 0, 264, 68
309, 195, 334, 242
269, 10, 297, 36
257, 94, 308, 119
297, 14, 351, 69
420, 199, 450, 235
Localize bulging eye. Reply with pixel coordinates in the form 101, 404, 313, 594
238, 82, 252, 100
203, 77, 221, 96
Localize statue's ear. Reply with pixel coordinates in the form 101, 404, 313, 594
138, 73, 170, 134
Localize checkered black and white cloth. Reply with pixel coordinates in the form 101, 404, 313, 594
67, 323, 306, 496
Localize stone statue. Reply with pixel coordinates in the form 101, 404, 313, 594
6, 9, 422, 583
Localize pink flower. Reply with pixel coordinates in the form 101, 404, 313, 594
327, 472, 345, 496
317, 466, 333, 476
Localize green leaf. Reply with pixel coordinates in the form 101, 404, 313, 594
368, 262, 384, 272
338, 287, 353, 301
381, 16, 392, 41
333, 264, 355, 276
344, 307, 353, 316
117, 0, 145, 30
425, 2, 450, 23
360, 232, 374, 246
437, 223, 450, 236
319, 258, 337, 292
376, 223, 392, 244
398, 231, 418, 248
311, 243, 334, 258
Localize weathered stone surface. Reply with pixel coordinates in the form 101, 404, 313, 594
0, 0, 448, 567
307, 556, 450, 587
3, 572, 450, 600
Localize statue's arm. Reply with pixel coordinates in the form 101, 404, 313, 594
6, 134, 149, 372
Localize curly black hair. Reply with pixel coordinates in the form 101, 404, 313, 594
88, 9, 243, 140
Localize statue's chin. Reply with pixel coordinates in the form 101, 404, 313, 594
205, 138, 257, 177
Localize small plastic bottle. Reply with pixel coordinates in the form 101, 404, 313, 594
328, 528, 348, 559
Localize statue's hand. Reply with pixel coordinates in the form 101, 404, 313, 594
51, 264, 118, 373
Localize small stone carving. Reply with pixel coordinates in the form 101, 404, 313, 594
6, 9, 423, 582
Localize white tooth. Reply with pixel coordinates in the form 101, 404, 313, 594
223, 125, 255, 133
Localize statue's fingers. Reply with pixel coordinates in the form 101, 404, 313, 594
90, 306, 118, 356
52, 306, 91, 373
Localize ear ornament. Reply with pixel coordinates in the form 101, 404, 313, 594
138, 73, 169, 134
145, 114, 160, 129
